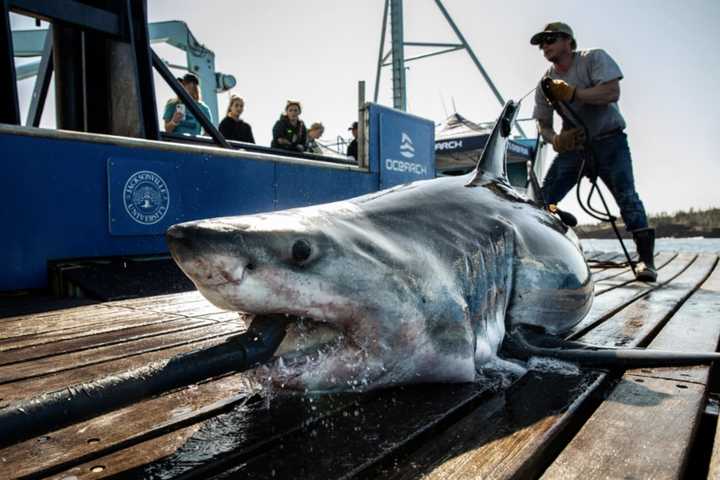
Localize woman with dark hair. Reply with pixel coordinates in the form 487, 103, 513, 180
271, 100, 306, 152
219, 95, 255, 143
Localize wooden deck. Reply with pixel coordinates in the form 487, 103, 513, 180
1, 250, 719, 479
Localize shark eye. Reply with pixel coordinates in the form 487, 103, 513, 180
291, 239, 312, 264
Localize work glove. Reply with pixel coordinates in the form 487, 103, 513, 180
546, 79, 576, 103
552, 128, 585, 153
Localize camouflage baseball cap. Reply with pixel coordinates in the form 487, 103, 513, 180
530, 22, 576, 49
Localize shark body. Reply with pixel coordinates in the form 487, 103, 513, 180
167, 102, 593, 391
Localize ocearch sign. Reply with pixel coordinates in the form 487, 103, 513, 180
377, 107, 435, 188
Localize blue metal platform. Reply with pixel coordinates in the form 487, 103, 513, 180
1, 103, 435, 291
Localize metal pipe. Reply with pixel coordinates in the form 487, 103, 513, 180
390, 0, 407, 111
383, 46, 463, 66
0, 315, 288, 448
26, 25, 52, 127
433, 0, 526, 137
373, 0, 390, 103
52, 23, 85, 131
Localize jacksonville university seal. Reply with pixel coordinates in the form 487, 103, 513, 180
123, 170, 170, 225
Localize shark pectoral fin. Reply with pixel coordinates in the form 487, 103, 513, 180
503, 326, 720, 368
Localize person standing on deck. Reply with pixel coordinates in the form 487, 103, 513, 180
531, 22, 657, 282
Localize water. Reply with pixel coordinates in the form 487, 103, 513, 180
581, 237, 720, 254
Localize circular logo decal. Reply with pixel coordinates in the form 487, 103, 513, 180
123, 170, 170, 225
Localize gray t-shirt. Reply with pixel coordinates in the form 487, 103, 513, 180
533, 48, 625, 138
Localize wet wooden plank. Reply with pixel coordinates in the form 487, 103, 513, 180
589, 252, 665, 284
541, 375, 705, 480
0, 372, 260, 479
371, 371, 604, 480
44, 384, 487, 480
710, 426, 720, 480
582, 250, 605, 262
41, 390, 374, 479
0, 310, 219, 353
0, 306, 161, 341
0, 321, 244, 385
104, 291, 225, 317
593, 251, 678, 294
587, 251, 621, 263
629, 256, 720, 385
44, 423, 204, 479
0, 317, 217, 366
101, 291, 205, 308
579, 253, 717, 347
194, 311, 245, 322
0, 333, 243, 405
568, 252, 695, 339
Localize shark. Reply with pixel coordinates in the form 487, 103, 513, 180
166, 101, 718, 392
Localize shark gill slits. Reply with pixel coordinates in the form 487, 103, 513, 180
291, 239, 312, 264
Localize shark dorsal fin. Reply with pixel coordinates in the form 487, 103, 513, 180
465, 101, 519, 187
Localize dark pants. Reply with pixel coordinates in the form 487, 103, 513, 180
541, 132, 648, 231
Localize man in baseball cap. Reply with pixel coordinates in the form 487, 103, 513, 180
347, 121, 358, 160
531, 22, 657, 281
530, 22, 577, 50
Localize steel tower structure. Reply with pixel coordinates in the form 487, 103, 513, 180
373, 0, 526, 137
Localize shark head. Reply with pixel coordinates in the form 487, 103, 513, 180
167, 194, 479, 392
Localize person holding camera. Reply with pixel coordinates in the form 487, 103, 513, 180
163, 72, 212, 136
271, 100, 307, 152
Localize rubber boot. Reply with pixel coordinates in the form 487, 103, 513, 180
632, 228, 657, 282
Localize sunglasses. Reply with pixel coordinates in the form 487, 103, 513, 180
539, 33, 568, 47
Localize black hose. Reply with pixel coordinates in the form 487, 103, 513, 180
0, 315, 289, 448
503, 328, 720, 368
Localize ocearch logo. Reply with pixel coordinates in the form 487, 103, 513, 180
400, 132, 415, 158
385, 159, 427, 176
435, 139, 463, 151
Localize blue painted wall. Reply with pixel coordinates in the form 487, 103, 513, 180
1, 103, 435, 291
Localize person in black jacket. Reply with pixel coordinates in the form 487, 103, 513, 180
346, 121, 358, 160
219, 95, 255, 143
271, 100, 306, 152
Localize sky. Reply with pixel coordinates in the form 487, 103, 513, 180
11, 0, 720, 224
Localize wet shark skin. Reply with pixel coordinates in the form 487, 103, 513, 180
167, 173, 593, 392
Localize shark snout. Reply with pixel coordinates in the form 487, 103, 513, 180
166, 222, 250, 288
166, 223, 205, 266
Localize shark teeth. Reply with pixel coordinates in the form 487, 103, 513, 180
271, 314, 346, 359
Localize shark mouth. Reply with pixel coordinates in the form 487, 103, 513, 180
248, 311, 370, 391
